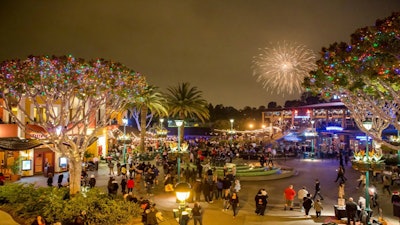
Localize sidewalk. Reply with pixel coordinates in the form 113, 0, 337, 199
0, 210, 19, 225
0, 158, 398, 225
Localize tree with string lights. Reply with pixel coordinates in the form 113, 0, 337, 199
0, 55, 147, 195
304, 12, 400, 151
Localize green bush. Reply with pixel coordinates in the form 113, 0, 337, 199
215, 167, 266, 173
215, 168, 279, 177
0, 184, 142, 225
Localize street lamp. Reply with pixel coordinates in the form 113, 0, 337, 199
160, 118, 165, 150
174, 182, 191, 222
363, 120, 372, 219
311, 120, 315, 160
122, 117, 128, 164
175, 182, 191, 205
229, 119, 234, 146
175, 120, 184, 182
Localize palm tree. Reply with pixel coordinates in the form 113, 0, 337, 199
128, 85, 168, 152
165, 82, 209, 143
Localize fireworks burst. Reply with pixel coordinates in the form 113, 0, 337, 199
252, 41, 317, 95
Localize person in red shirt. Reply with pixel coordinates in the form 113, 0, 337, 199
284, 185, 296, 210
127, 177, 135, 193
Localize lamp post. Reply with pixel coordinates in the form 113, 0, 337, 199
175, 182, 191, 206
175, 120, 184, 182
160, 118, 164, 151
363, 121, 372, 219
229, 119, 234, 146
174, 182, 191, 222
122, 117, 128, 164
311, 120, 315, 160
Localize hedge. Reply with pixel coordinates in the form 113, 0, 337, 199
0, 183, 142, 225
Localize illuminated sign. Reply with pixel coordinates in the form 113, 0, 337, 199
294, 116, 310, 119
22, 160, 32, 171
326, 126, 343, 131
304, 131, 318, 137
356, 136, 372, 141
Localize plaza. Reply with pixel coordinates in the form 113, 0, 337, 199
1, 156, 398, 225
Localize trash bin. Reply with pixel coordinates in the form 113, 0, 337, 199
173, 209, 179, 218
393, 203, 400, 217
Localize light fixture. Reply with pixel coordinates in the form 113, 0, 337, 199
175, 182, 191, 202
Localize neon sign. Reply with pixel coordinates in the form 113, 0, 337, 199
326, 126, 343, 131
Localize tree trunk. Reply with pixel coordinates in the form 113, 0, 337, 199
139, 106, 148, 153
68, 157, 82, 195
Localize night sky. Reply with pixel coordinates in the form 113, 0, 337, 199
0, 1, 399, 109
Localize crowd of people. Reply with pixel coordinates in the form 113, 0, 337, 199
23, 137, 400, 225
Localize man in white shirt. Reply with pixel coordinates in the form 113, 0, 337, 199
298, 186, 309, 212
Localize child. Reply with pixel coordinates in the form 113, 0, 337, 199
314, 199, 323, 218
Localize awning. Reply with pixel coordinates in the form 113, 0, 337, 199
0, 138, 43, 151
0, 136, 98, 151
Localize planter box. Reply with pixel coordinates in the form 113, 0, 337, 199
371, 163, 385, 171
352, 161, 360, 170
354, 162, 371, 172
10, 174, 21, 181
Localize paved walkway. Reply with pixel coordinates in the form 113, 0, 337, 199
1, 157, 399, 225
0, 210, 19, 225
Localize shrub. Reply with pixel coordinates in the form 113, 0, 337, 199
0, 184, 142, 225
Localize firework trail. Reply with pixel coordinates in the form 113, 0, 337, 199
252, 41, 317, 95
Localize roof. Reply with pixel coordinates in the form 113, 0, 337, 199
263, 101, 345, 112
296, 101, 345, 109
0, 138, 43, 151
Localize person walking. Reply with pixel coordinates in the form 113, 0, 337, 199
193, 179, 203, 202
127, 177, 135, 193
302, 193, 313, 218
255, 188, 268, 216
57, 173, 64, 188
121, 176, 127, 194
222, 189, 231, 211
283, 185, 296, 210
314, 199, 323, 218
47, 173, 53, 187
108, 160, 115, 175
233, 179, 241, 193
202, 178, 213, 203
230, 192, 240, 218
345, 197, 358, 225
192, 202, 204, 225
297, 186, 308, 212
88, 174, 96, 189
334, 165, 347, 183
313, 179, 324, 200
111, 179, 119, 197
383, 175, 391, 195
222, 177, 231, 198
356, 173, 366, 189
146, 206, 158, 225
